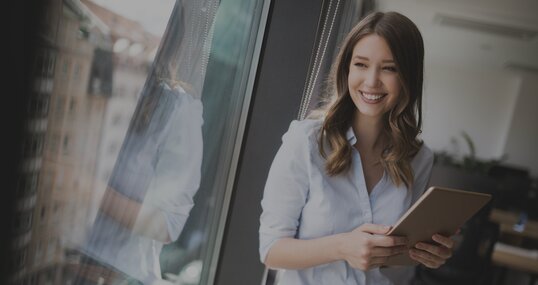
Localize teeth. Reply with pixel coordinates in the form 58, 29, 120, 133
361, 92, 384, 100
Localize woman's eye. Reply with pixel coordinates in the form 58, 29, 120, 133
383, 66, 397, 72
354, 62, 367, 68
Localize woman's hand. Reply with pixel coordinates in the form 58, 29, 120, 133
409, 233, 454, 268
338, 223, 408, 271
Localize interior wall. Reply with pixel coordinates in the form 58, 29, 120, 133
502, 72, 538, 177
421, 64, 521, 161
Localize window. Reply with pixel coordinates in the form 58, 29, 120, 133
17, 173, 39, 197
34, 96, 50, 117
40, 207, 46, 222
46, 240, 56, 262
62, 135, 69, 154
14, 211, 33, 233
62, 60, 69, 77
14, 248, 27, 269
68, 98, 76, 113
24, 134, 45, 157
40, 170, 53, 192
53, 96, 65, 120
22, 0, 269, 284
46, 51, 56, 77
34, 242, 43, 264
73, 62, 80, 80
47, 134, 60, 153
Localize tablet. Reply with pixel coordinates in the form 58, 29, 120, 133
384, 186, 492, 266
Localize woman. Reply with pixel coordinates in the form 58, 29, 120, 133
259, 11, 454, 284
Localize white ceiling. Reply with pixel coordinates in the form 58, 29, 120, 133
377, 0, 538, 72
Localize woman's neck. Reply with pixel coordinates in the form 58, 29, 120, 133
352, 112, 385, 152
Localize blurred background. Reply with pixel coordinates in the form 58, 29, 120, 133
5, 0, 537, 284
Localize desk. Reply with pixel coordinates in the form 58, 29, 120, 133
489, 208, 538, 285
492, 247, 538, 274
490, 209, 538, 239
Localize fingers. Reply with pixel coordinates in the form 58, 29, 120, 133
357, 224, 409, 247
409, 248, 445, 268
372, 235, 408, 247
359, 223, 392, 235
432, 234, 455, 249
371, 245, 407, 257
367, 256, 389, 268
415, 242, 452, 259
410, 235, 454, 269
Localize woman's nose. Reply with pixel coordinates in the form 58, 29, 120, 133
364, 68, 381, 87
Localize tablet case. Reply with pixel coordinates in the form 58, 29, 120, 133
384, 186, 492, 266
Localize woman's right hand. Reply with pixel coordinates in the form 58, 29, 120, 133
338, 223, 408, 270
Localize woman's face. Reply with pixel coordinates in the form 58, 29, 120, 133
347, 34, 402, 120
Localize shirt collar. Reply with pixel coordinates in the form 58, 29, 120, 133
346, 126, 357, 145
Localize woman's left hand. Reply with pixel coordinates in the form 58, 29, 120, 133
409, 233, 454, 268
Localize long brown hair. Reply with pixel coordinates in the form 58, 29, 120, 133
315, 11, 424, 188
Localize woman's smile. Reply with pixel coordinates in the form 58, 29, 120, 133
359, 90, 388, 104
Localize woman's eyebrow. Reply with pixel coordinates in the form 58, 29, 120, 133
353, 55, 369, 61
353, 55, 395, 63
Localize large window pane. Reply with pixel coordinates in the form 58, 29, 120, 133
14, 0, 267, 284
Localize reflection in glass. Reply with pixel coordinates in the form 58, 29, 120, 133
14, 0, 267, 284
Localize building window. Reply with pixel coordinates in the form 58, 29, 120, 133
46, 240, 56, 262
46, 51, 56, 77
24, 134, 45, 157
40, 207, 46, 220
14, 211, 33, 233
48, 134, 61, 153
34, 241, 43, 264
62, 135, 69, 154
40, 171, 53, 193
73, 62, 80, 80
68, 98, 76, 113
34, 96, 50, 117
62, 60, 69, 77
17, 173, 39, 197
14, 248, 27, 269
53, 96, 65, 120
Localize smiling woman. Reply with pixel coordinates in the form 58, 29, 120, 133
259, 11, 454, 285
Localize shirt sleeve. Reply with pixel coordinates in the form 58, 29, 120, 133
411, 144, 434, 203
259, 120, 312, 263
143, 89, 204, 242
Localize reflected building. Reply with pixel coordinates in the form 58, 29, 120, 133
11, 0, 161, 284
79, 0, 161, 226
11, 0, 112, 284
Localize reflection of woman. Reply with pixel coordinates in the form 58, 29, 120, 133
259, 12, 454, 284
77, 79, 203, 285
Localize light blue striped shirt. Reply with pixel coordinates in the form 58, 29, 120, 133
83, 83, 203, 284
259, 119, 434, 285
